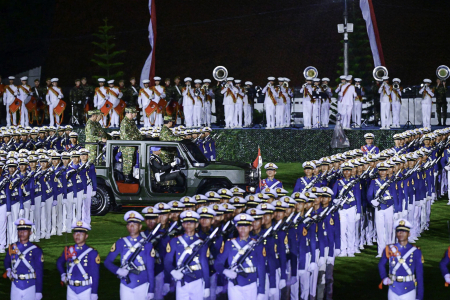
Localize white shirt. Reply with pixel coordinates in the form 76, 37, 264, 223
3, 84, 18, 105
151, 85, 166, 104
221, 84, 238, 106
46, 85, 63, 107
300, 84, 313, 103
182, 86, 195, 107
419, 85, 434, 102
94, 86, 109, 108
262, 84, 278, 106
378, 83, 392, 103
138, 87, 154, 108
18, 85, 32, 104
339, 83, 357, 105
106, 86, 123, 107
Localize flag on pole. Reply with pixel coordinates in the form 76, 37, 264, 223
253, 146, 262, 169
360, 0, 385, 67
140, 0, 157, 88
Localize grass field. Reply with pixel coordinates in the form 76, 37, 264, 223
1, 162, 450, 299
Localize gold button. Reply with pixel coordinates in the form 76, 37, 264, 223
137, 280, 139, 282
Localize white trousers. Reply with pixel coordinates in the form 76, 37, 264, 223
83, 186, 93, 225
375, 206, 393, 255
422, 102, 431, 128
341, 104, 352, 128
64, 192, 75, 233
244, 104, 252, 126
20, 104, 29, 127
143, 110, 151, 128
120, 283, 148, 300
228, 281, 256, 300
176, 278, 204, 300
110, 109, 120, 127
380, 102, 391, 128
23, 200, 31, 222
204, 103, 212, 126
303, 101, 312, 128
67, 287, 92, 300
49, 104, 60, 127
339, 206, 357, 254
0, 205, 7, 248
42, 196, 53, 238
234, 103, 243, 127
284, 102, 291, 126
6, 104, 17, 126
184, 106, 194, 128
352, 101, 362, 126
265, 103, 275, 128
224, 105, 235, 128
312, 101, 321, 128
208, 273, 217, 300
75, 191, 83, 222
193, 106, 203, 127
392, 101, 401, 126
264, 268, 281, 300
52, 193, 63, 235
388, 288, 416, 300
11, 282, 36, 300
299, 252, 311, 300
321, 101, 330, 126
275, 103, 285, 127
7, 202, 20, 245
30, 196, 41, 241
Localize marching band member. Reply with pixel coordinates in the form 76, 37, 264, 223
338, 75, 356, 130
138, 79, 154, 128
275, 77, 286, 128
234, 80, 244, 128
18, 76, 32, 127
46, 78, 64, 127
353, 78, 364, 128
106, 80, 123, 128
93, 78, 109, 127
183, 77, 195, 128
3, 76, 19, 126
262, 77, 277, 129
203, 79, 214, 127
335, 75, 347, 116
321, 78, 332, 128
300, 77, 314, 129
391, 78, 402, 128
283, 78, 293, 128
221, 77, 237, 129
193, 79, 204, 128
419, 79, 434, 129
378, 76, 392, 130
243, 81, 254, 127
151, 76, 166, 128
312, 78, 322, 128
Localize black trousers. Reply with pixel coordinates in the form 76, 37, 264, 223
161, 171, 184, 186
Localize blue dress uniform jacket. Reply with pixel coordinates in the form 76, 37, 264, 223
367, 178, 398, 211
361, 144, 379, 155
164, 233, 211, 288
4, 242, 44, 293
250, 228, 277, 289
332, 177, 362, 213
142, 228, 170, 278
50, 164, 64, 202
6, 173, 21, 212
439, 247, 450, 277
293, 176, 319, 193
63, 163, 79, 199
318, 207, 339, 257
214, 237, 266, 294
56, 244, 100, 294
105, 236, 155, 292
378, 243, 424, 300
296, 219, 317, 270
78, 163, 97, 194
198, 228, 223, 276
202, 136, 216, 161
255, 178, 283, 193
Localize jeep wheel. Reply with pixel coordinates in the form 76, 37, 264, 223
91, 185, 112, 216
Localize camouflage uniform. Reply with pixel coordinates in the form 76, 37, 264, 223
69, 85, 85, 125
85, 113, 107, 162
120, 116, 142, 174
159, 125, 182, 163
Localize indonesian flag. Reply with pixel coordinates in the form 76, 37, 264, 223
253, 146, 262, 169
140, 0, 157, 88
360, 0, 385, 67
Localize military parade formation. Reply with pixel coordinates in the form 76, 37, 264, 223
1, 109, 450, 300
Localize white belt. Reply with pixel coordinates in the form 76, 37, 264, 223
389, 274, 415, 282
242, 267, 257, 273
69, 277, 92, 286
189, 264, 202, 271
12, 273, 36, 280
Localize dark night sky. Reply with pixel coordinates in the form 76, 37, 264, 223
1, 0, 450, 87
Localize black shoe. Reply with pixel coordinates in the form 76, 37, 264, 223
124, 175, 134, 183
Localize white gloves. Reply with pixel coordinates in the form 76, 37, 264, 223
393, 213, 400, 220
116, 267, 129, 277
223, 269, 237, 279
308, 262, 318, 272
215, 286, 223, 294
318, 257, 326, 267
92, 191, 97, 197
445, 166, 450, 172
30, 205, 35, 211
146, 293, 154, 300
35, 293, 43, 300
162, 283, 170, 295
61, 273, 67, 283
256, 294, 265, 300
445, 274, 450, 284
171, 269, 184, 280
371, 200, 380, 206
6, 268, 11, 279
382, 277, 392, 285
269, 288, 277, 296
19, 209, 24, 217
355, 213, 360, 221
40, 202, 46, 208
203, 288, 210, 298
335, 249, 341, 256
402, 210, 408, 218
52, 200, 58, 206
62, 198, 67, 205
327, 257, 335, 265
170, 161, 177, 167
287, 276, 297, 286
279, 279, 286, 289
90, 294, 98, 300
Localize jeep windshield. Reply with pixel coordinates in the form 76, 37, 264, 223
179, 140, 209, 165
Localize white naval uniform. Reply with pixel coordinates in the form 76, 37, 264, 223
138, 87, 154, 128
391, 87, 402, 128
203, 88, 214, 127
300, 85, 313, 128
234, 87, 244, 128
46, 85, 64, 126
262, 84, 277, 129
378, 83, 392, 129
93, 86, 109, 127
338, 83, 357, 129
352, 86, 365, 127
3, 84, 19, 126
151, 85, 166, 127
221, 85, 237, 128
284, 87, 293, 127
275, 87, 286, 128
183, 86, 195, 128
18, 84, 32, 127
0, 192, 6, 250
193, 90, 205, 127
243, 91, 252, 127
312, 85, 322, 128
321, 87, 332, 127
106, 86, 123, 128
418, 86, 434, 128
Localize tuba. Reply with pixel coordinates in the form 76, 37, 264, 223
373, 66, 388, 81
303, 66, 318, 79
213, 66, 228, 82
436, 65, 450, 80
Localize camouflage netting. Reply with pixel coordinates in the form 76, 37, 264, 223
74, 128, 402, 163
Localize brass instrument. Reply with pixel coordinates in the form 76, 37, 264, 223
194, 88, 201, 97
373, 66, 388, 81
322, 84, 328, 89
436, 65, 450, 80
283, 82, 289, 88
393, 83, 399, 89
213, 66, 228, 82
303, 66, 318, 79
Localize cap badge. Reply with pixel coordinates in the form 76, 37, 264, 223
159, 203, 164, 209
129, 213, 135, 218
186, 211, 192, 217
19, 220, 25, 225
76, 221, 83, 226
202, 207, 208, 213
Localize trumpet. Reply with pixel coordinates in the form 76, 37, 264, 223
393, 83, 399, 89
322, 84, 328, 89
194, 88, 201, 97
283, 82, 289, 88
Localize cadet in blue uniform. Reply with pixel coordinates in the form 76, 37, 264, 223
4, 218, 44, 300
215, 213, 266, 300
378, 219, 424, 300
293, 162, 319, 193
6, 159, 21, 245
104, 211, 155, 300
439, 245, 450, 285
255, 163, 283, 193
56, 220, 100, 300
361, 133, 380, 155
165, 210, 210, 300
201, 127, 216, 161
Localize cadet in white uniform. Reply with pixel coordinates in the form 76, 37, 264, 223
275, 77, 286, 128
203, 79, 213, 127
234, 79, 244, 128
283, 78, 293, 128
300, 77, 313, 129
106, 80, 123, 128
243, 81, 253, 127
320, 78, 332, 128
378, 76, 392, 130
335, 75, 347, 116
193, 79, 204, 128
221, 77, 237, 129
182, 77, 195, 128
262, 77, 277, 129
151, 76, 166, 128
419, 79, 434, 129
353, 78, 364, 128
18, 76, 32, 127
339, 75, 356, 129
3, 76, 19, 126
391, 78, 402, 128
46, 78, 64, 126
138, 79, 154, 128
312, 78, 322, 128
93, 78, 108, 127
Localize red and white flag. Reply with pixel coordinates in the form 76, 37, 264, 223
140, 0, 157, 88
253, 146, 262, 169
360, 0, 384, 67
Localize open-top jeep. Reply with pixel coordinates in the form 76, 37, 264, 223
91, 139, 258, 215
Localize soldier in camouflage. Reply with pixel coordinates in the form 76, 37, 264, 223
69, 79, 86, 126
120, 107, 142, 183
159, 116, 182, 163
85, 110, 108, 162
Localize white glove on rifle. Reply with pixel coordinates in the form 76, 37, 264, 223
327, 257, 335, 265
371, 199, 379, 206
318, 257, 326, 267
223, 269, 237, 279
35, 293, 43, 300
308, 262, 318, 272
445, 274, 450, 284
92, 191, 96, 197
19, 209, 24, 217
215, 286, 223, 294
170, 161, 177, 167
52, 200, 58, 206
6, 268, 11, 279
116, 267, 129, 277
40, 202, 46, 208
61, 273, 67, 283
6, 212, 11, 218
334, 249, 341, 256
30, 205, 35, 211
171, 269, 184, 280
279, 279, 286, 289
445, 165, 450, 172
287, 276, 297, 286
269, 288, 277, 296
256, 294, 265, 300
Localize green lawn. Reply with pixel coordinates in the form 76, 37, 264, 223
1, 162, 450, 299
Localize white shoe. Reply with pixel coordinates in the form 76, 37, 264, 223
338, 252, 347, 257
0, 248, 5, 254
375, 254, 381, 258
354, 249, 361, 254
347, 253, 355, 257
367, 242, 374, 246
